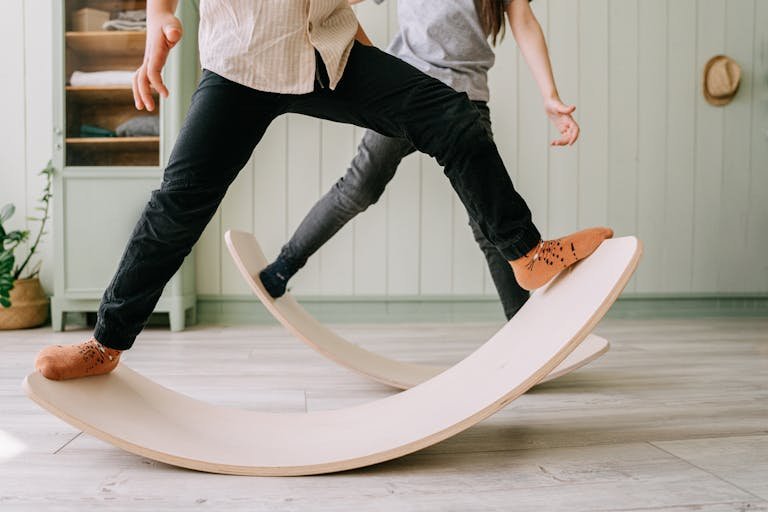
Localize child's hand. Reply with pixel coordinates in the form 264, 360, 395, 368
544, 97, 580, 146
132, 12, 183, 112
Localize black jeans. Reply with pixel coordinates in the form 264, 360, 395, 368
279, 102, 528, 320
95, 42, 540, 349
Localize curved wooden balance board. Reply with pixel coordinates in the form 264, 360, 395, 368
23, 236, 641, 476
225, 230, 611, 390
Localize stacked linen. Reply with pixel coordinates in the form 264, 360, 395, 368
69, 70, 134, 86
103, 10, 146, 31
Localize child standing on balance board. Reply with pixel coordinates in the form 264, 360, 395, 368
35, 0, 612, 380
260, 0, 600, 320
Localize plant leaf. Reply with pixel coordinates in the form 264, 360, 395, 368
0, 204, 14, 223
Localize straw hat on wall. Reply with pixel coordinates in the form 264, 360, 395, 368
703, 55, 741, 106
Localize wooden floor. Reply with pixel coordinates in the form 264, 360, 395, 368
1, 317, 767, 511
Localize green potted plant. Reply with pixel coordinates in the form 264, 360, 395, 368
0, 161, 54, 330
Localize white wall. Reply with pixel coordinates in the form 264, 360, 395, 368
0, 1, 54, 292
1, 0, 767, 301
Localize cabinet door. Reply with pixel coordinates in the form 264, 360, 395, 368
62, 176, 160, 296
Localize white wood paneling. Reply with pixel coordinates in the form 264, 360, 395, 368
0, 0, 27, 226
663, 0, 697, 293
718, 0, 756, 293
608, 0, 639, 292
748, 0, 768, 292
577, 0, 609, 231
547, 0, 579, 238
4, 0, 768, 303
692, 0, 726, 292
636, 0, 668, 293
516, 0, 550, 238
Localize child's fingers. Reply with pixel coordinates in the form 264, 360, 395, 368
132, 70, 144, 110
570, 124, 580, 144
137, 67, 156, 111
147, 52, 169, 99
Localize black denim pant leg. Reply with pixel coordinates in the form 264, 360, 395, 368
94, 71, 286, 350
288, 42, 541, 260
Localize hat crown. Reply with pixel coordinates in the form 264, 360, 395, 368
703, 55, 741, 106
707, 58, 740, 97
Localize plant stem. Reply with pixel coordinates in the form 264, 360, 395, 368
14, 168, 52, 280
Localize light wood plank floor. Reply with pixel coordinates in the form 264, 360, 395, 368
1, 317, 767, 511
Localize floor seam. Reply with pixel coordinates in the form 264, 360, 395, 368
647, 440, 767, 502
53, 431, 83, 455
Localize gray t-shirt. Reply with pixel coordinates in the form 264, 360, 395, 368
374, 0, 522, 102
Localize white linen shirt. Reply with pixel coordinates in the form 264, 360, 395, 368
198, 0, 359, 94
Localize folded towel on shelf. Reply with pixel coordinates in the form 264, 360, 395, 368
116, 115, 159, 137
80, 124, 116, 138
70, 70, 134, 87
103, 9, 147, 31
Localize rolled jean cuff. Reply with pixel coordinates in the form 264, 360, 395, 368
496, 227, 542, 261
93, 320, 136, 351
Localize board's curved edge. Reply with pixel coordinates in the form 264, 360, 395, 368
22, 370, 366, 476
224, 230, 612, 389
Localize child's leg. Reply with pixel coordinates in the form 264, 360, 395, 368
35, 71, 287, 380
290, 43, 611, 290
260, 130, 415, 298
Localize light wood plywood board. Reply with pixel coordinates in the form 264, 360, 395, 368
225, 230, 611, 389
23, 236, 641, 476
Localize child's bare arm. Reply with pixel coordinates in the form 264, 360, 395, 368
133, 0, 183, 112
506, 0, 579, 146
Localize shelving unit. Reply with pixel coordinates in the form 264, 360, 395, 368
52, 0, 199, 331
63, 4, 157, 167
65, 31, 146, 55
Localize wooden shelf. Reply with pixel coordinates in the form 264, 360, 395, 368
66, 136, 159, 152
66, 31, 146, 57
66, 86, 157, 104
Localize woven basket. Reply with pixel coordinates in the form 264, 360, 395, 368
0, 278, 50, 330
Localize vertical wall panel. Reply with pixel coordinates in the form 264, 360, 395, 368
577, 0, 609, 231
717, 0, 755, 292
608, 0, 639, 292
747, 0, 768, 291
635, 0, 668, 292
517, 0, 550, 237
23, 1, 54, 290
0, 1, 28, 240
607, 0, 639, 286
663, 0, 697, 293
547, 0, 580, 237
692, 0, 726, 292
220, 158, 255, 294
